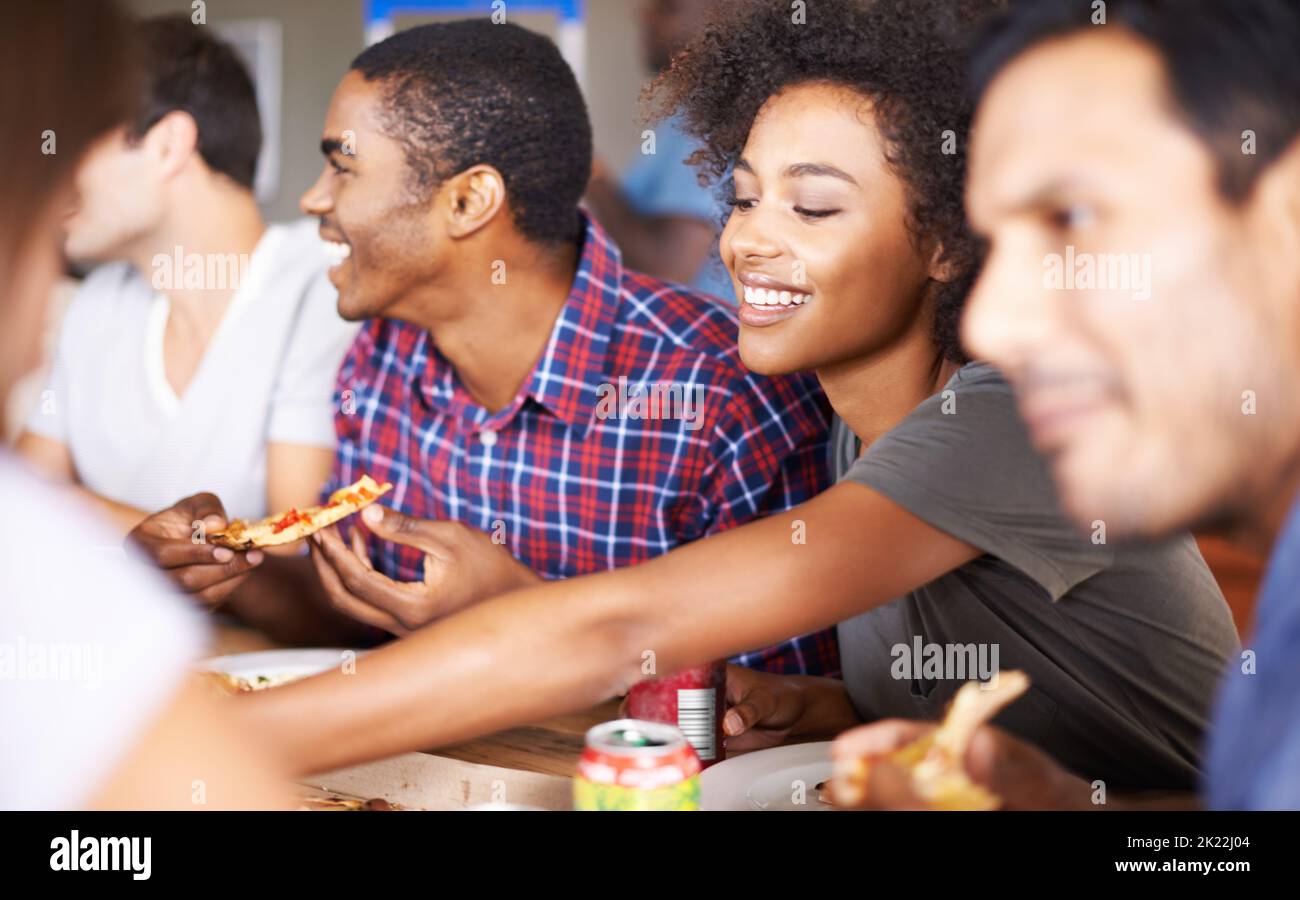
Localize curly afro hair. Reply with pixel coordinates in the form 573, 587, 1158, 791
352, 20, 591, 246
649, 0, 998, 362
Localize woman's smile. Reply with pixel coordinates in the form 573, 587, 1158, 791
736, 271, 815, 327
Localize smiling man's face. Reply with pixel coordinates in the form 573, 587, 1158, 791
301, 70, 445, 322
963, 30, 1300, 538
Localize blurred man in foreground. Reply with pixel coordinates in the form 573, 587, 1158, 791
836, 0, 1300, 810
0, 0, 287, 810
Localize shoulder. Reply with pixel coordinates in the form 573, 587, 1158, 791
261, 220, 358, 337
934, 360, 1014, 401
261, 219, 330, 281
854, 362, 1047, 496
57, 263, 150, 347
615, 269, 741, 364
254, 221, 334, 308
901, 362, 1023, 434
614, 270, 828, 437
66, 261, 147, 319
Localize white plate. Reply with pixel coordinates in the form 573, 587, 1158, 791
700, 741, 835, 811
199, 648, 363, 688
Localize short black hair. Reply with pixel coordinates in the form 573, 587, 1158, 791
651, 0, 999, 364
972, 0, 1300, 203
129, 15, 262, 190
351, 20, 592, 246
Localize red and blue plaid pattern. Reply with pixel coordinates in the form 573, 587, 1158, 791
326, 214, 839, 676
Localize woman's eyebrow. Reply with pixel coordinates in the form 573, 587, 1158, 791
734, 158, 859, 186
783, 162, 858, 185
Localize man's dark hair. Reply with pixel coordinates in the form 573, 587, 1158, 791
351, 20, 592, 246
651, 0, 999, 364
129, 15, 262, 190
972, 0, 1300, 203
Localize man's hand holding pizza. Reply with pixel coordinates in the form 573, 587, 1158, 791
127, 493, 265, 609
307, 505, 542, 635
829, 718, 1092, 810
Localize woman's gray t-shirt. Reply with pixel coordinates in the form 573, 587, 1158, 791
833, 362, 1239, 791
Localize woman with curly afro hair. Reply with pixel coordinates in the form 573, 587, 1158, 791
237, 0, 1236, 803
623, 0, 1236, 795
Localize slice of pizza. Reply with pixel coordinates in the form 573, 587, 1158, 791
208, 474, 393, 550
198, 670, 251, 697
197, 669, 311, 696
829, 670, 1030, 810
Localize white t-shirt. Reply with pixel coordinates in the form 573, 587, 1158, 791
26, 220, 359, 520
0, 452, 207, 809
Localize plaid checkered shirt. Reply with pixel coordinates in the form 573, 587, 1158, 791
326, 214, 839, 676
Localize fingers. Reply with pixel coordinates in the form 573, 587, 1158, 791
170, 550, 265, 595
315, 526, 409, 610
723, 686, 778, 737
192, 571, 257, 610
723, 662, 756, 704
309, 527, 408, 632
962, 725, 1067, 809
177, 492, 230, 528
308, 538, 404, 633
360, 504, 449, 553
129, 493, 230, 548
827, 720, 935, 810
832, 719, 934, 762
349, 526, 374, 571
150, 539, 244, 570
127, 494, 263, 608
853, 761, 929, 811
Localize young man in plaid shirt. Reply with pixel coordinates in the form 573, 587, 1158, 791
131, 21, 837, 676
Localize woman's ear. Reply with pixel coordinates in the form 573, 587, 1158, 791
444, 165, 507, 239
927, 241, 960, 284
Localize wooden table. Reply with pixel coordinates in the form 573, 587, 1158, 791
209, 621, 620, 810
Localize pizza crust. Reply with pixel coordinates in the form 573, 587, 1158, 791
830, 671, 1030, 810
208, 475, 393, 550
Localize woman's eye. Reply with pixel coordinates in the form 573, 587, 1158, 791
727, 197, 757, 211
329, 159, 351, 175
1050, 204, 1094, 231
794, 206, 839, 220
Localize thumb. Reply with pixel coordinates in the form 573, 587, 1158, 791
181, 492, 229, 529
860, 760, 929, 811
723, 688, 777, 736
360, 504, 444, 551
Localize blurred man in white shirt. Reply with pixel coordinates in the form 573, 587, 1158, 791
17, 15, 357, 536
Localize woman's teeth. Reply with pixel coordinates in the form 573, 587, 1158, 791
323, 240, 352, 264
743, 285, 810, 307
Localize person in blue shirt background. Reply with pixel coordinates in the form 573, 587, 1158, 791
831, 0, 1300, 811
584, 0, 733, 301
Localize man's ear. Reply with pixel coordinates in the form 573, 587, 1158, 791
144, 110, 200, 181
1250, 135, 1300, 271
443, 165, 507, 239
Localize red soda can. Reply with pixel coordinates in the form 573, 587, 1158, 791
573, 719, 701, 811
625, 660, 726, 768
